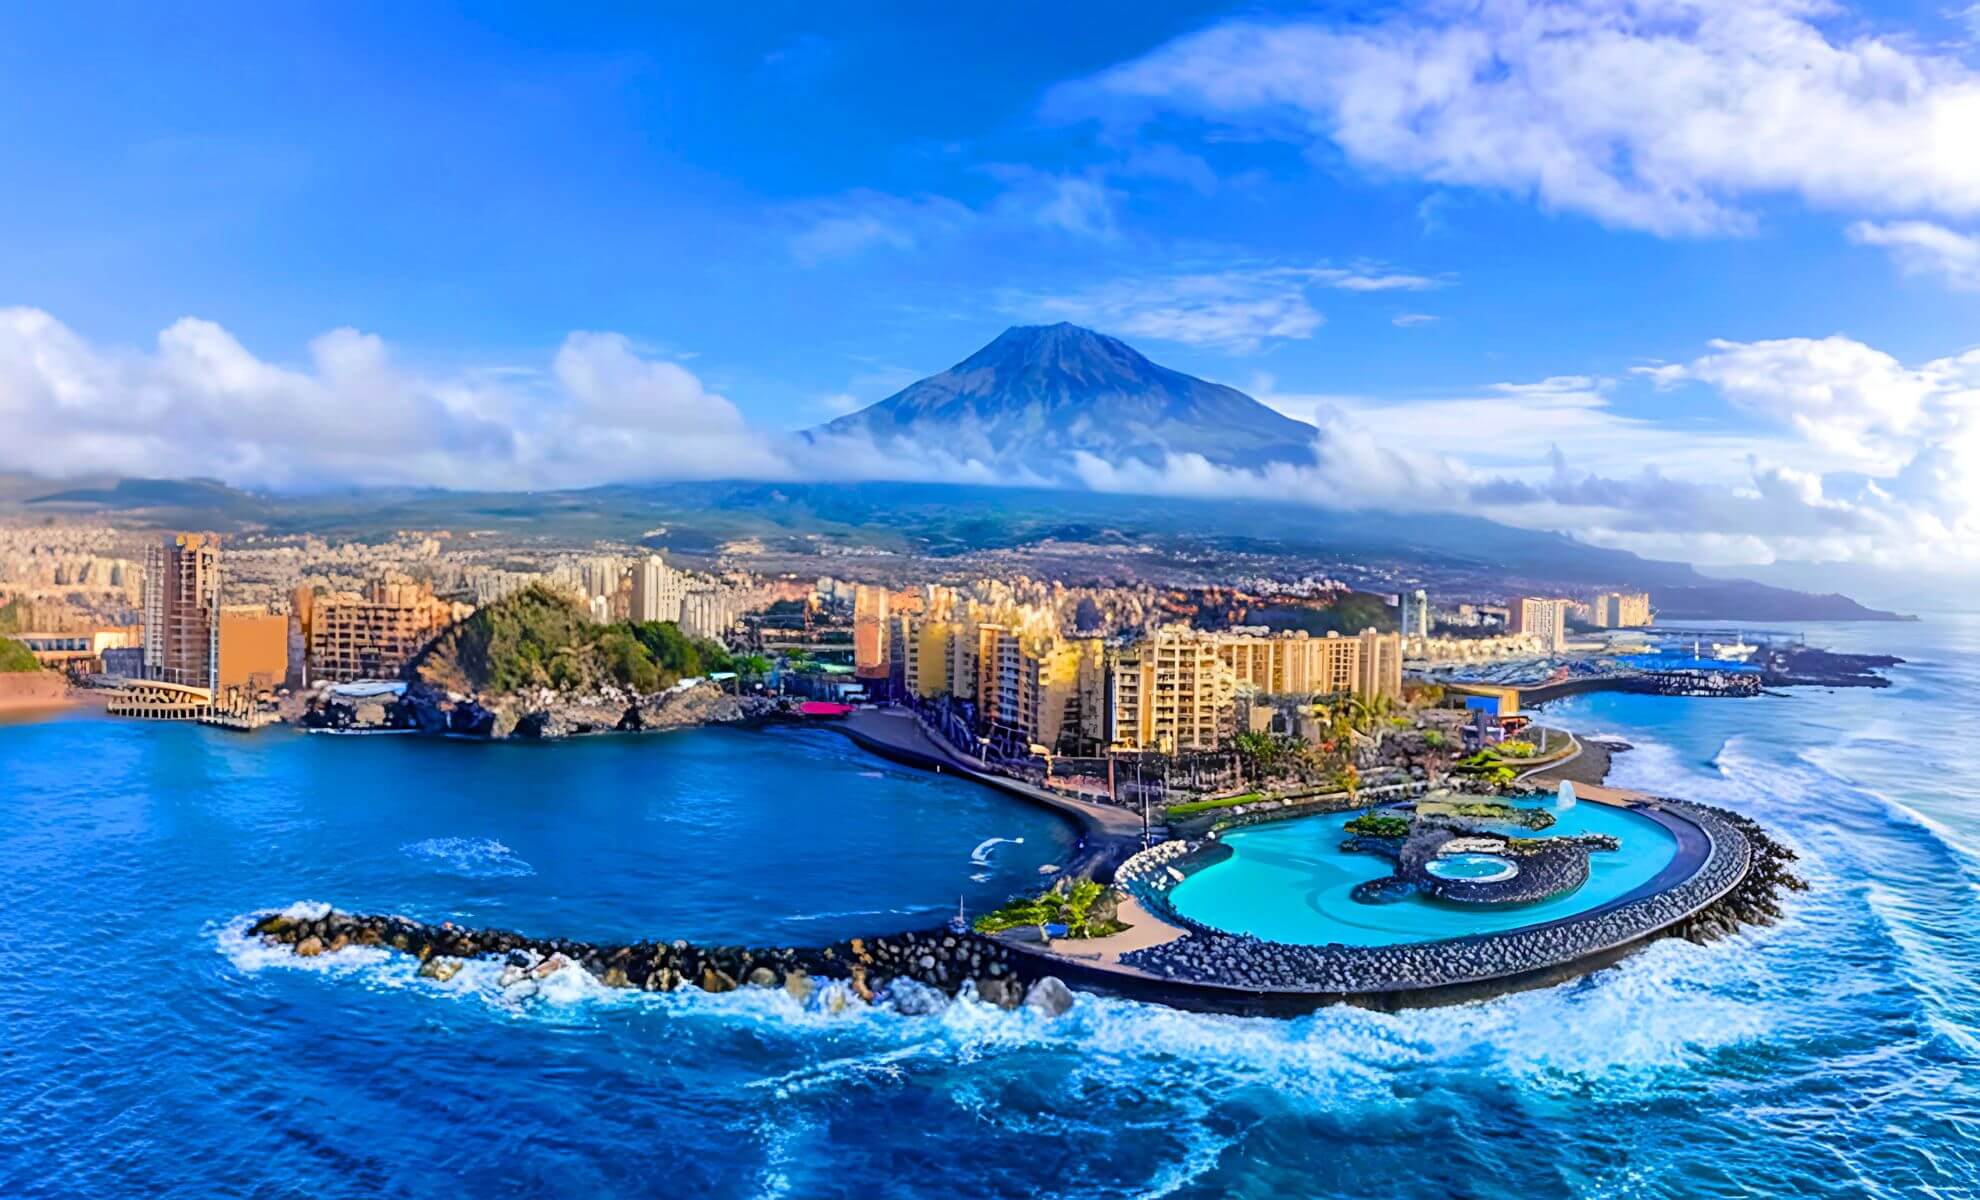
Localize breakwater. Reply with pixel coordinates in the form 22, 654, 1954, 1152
246, 904, 1078, 1015
243, 793, 1804, 1018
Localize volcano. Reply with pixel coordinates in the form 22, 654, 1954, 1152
807, 323, 1319, 473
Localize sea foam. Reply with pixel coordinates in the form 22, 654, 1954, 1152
401, 836, 536, 878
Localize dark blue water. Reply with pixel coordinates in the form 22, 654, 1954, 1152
3, 618, 1978, 1198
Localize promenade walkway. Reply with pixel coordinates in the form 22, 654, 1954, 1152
836, 707, 1147, 874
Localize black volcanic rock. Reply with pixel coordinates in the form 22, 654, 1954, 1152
808, 323, 1319, 472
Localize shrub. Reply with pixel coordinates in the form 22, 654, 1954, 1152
973, 879, 1122, 938
1344, 813, 1410, 839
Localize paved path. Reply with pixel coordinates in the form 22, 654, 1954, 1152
1010, 893, 1187, 969
1517, 727, 1581, 784
836, 707, 1147, 866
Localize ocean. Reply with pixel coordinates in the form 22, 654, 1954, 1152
2, 616, 1976, 1198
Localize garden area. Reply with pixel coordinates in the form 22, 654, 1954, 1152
973, 878, 1127, 939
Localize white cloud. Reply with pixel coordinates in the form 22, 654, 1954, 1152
781, 169, 1127, 265
1313, 268, 1440, 292
1641, 334, 1938, 471
0, 308, 783, 490
1011, 261, 1444, 352
1211, 338, 1980, 572
0, 307, 1083, 495
1067, 0, 1980, 235
785, 190, 975, 265
1392, 312, 1438, 326
1848, 219, 1980, 290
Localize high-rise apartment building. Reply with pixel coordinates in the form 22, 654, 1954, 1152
1201, 627, 1406, 702
1110, 626, 1239, 753
1357, 627, 1404, 698
1208, 628, 1382, 698
904, 616, 953, 699
1111, 624, 1404, 752
1511, 597, 1571, 653
1593, 591, 1653, 628
678, 585, 740, 641
142, 533, 222, 692
305, 574, 469, 683
901, 589, 1105, 753
630, 555, 687, 624
1401, 589, 1429, 640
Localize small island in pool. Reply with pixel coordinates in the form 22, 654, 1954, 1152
1341, 787, 1625, 908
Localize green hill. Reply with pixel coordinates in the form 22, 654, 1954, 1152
408, 584, 730, 696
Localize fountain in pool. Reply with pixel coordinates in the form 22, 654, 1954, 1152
1556, 780, 1578, 811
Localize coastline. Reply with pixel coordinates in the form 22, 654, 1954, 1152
2, 688, 1799, 1017
830, 706, 1145, 880
0, 672, 77, 715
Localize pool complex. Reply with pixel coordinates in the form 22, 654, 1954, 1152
1166, 799, 1679, 946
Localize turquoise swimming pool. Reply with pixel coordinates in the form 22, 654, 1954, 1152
1425, 853, 1518, 882
1166, 800, 1680, 947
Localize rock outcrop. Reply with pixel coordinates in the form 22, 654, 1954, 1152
246, 906, 1077, 1017
311, 681, 782, 740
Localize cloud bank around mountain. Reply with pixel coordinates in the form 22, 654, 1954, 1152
5, 305, 1978, 578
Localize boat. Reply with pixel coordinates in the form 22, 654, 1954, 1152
1711, 639, 1757, 661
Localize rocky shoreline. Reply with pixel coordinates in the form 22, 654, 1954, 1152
1756, 645, 1904, 689
247, 904, 1078, 1016
299, 680, 785, 740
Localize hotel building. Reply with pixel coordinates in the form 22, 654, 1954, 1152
303, 574, 471, 684
217, 606, 289, 694
630, 555, 687, 624
1110, 626, 1238, 753
142, 533, 222, 692
1511, 596, 1571, 654
1110, 625, 1404, 752
1593, 591, 1653, 628
901, 586, 1106, 753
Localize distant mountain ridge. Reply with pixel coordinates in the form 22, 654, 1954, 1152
808, 323, 1319, 472
1, 473, 1907, 622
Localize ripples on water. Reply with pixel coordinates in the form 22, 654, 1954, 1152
3, 619, 1979, 1197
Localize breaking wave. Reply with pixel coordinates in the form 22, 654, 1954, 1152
401, 836, 536, 878
210, 903, 1776, 1097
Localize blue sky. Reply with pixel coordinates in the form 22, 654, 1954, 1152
4, 1, 1980, 594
